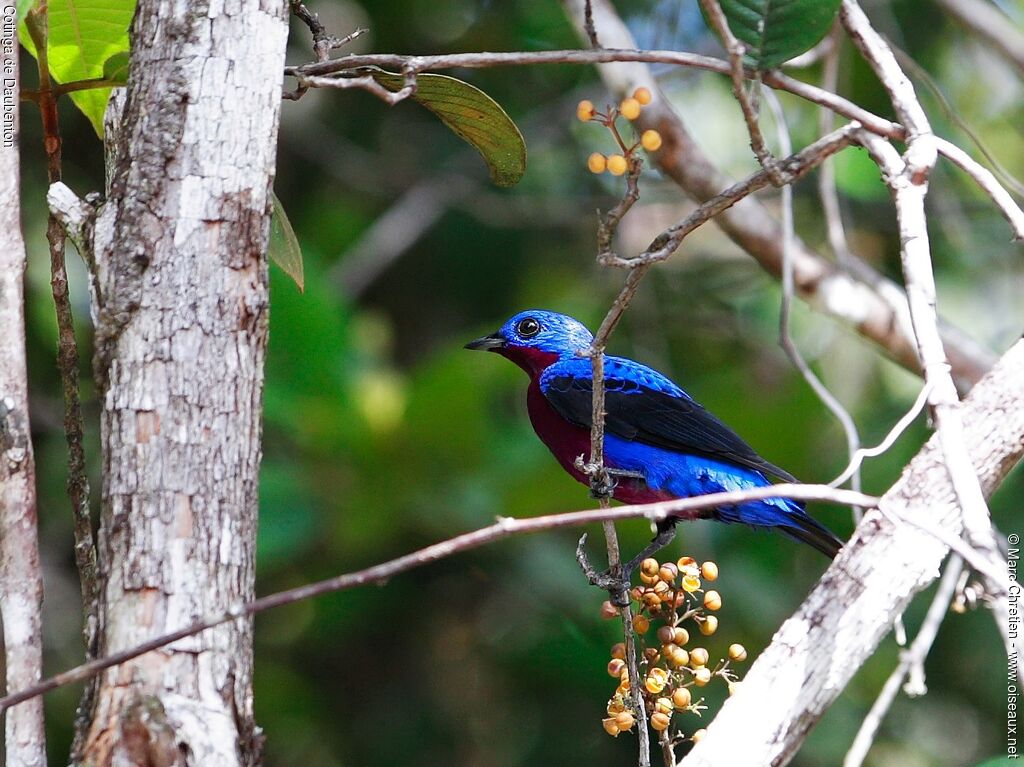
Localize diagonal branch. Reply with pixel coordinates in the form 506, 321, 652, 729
682, 338, 1024, 766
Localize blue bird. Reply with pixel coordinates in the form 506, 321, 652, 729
466, 310, 842, 562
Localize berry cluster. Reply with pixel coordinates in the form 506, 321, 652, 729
599, 557, 746, 744
576, 88, 663, 176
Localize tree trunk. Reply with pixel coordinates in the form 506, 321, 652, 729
76, 0, 288, 763
0, 34, 47, 767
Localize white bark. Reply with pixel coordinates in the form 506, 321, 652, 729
0, 28, 47, 767
683, 339, 1024, 766
76, 0, 289, 764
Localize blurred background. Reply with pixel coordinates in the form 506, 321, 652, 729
15, 0, 1024, 764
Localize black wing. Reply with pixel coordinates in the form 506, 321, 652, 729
541, 373, 798, 483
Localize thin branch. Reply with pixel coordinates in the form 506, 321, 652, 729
934, 137, 1024, 240
24, 1, 100, 667
764, 90, 865, 525
843, 555, 964, 767
284, 49, 903, 138
817, 29, 855, 268
934, 0, 1024, 75
583, 0, 600, 47
289, 0, 367, 63
0, 484, 877, 715
699, 0, 783, 184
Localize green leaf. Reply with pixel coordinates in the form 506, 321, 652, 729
16, 0, 39, 19
18, 0, 135, 137
101, 50, 129, 85
269, 192, 304, 293
714, 0, 842, 70
371, 69, 527, 187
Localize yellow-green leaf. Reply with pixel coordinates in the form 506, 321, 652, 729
101, 50, 129, 85
371, 69, 527, 187
18, 0, 135, 137
269, 192, 304, 293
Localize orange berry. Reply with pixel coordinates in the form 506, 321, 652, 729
658, 562, 678, 582
606, 154, 629, 175
615, 711, 635, 730
577, 99, 596, 121
641, 129, 662, 152
689, 647, 709, 668
670, 647, 690, 668
600, 600, 619, 619
681, 574, 701, 593
602, 716, 621, 737
607, 695, 626, 714
633, 87, 652, 105
677, 556, 697, 570
587, 152, 607, 173
620, 97, 641, 120
728, 643, 748, 662
692, 727, 708, 742
640, 558, 660, 577
699, 615, 719, 636
633, 615, 650, 634
672, 686, 692, 709
693, 667, 712, 686
654, 697, 673, 715
650, 711, 671, 731
703, 590, 722, 611
672, 627, 690, 646
611, 642, 626, 660
645, 675, 666, 694
607, 658, 627, 677
701, 561, 719, 581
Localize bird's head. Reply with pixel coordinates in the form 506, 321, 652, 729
465, 310, 594, 375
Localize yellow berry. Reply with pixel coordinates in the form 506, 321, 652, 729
672, 686, 692, 709
728, 643, 748, 662
608, 658, 627, 677
641, 129, 662, 152
611, 642, 626, 660
689, 647, 709, 668
650, 712, 671, 731
658, 562, 678, 583
640, 558, 660, 577
633, 87, 652, 105
633, 615, 650, 634
615, 711, 636, 730
681, 574, 701, 593
677, 556, 696, 569
587, 152, 607, 174
692, 728, 707, 743
701, 561, 719, 581
700, 615, 719, 636
670, 647, 690, 668
620, 97, 641, 120
703, 590, 722, 611
654, 697, 674, 715
607, 695, 626, 714
693, 667, 712, 686
600, 600, 619, 620
577, 99, 596, 122
602, 716, 621, 737
673, 627, 690, 646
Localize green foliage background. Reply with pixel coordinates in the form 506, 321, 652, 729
14, 0, 1023, 765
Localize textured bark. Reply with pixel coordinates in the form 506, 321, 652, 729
0, 32, 47, 767
683, 339, 1024, 766
75, 0, 289, 764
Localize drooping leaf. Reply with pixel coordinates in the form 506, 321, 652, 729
371, 69, 527, 187
18, 0, 135, 137
101, 50, 130, 85
269, 191, 304, 293
713, 0, 842, 70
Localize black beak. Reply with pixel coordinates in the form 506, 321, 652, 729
464, 332, 505, 351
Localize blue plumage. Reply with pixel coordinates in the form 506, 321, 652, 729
466, 310, 842, 558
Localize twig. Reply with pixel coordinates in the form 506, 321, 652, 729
583, 0, 600, 47
934, 137, 1024, 240
817, 29, 855, 268
934, 0, 1024, 75
829, 381, 932, 489
842, 555, 965, 767
284, 49, 903, 138
582, 153, 651, 766
0, 484, 877, 715
763, 90, 865, 526
699, 0, 784, 184
24, 1, 100, 666
286, 71, 416, 104
289, 0, 367, 63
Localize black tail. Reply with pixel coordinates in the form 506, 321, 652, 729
780, 514, 844, 559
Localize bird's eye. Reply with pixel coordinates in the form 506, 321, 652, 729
516, 317, 541, 338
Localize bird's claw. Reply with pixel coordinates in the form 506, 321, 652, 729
575, 534, 632, 607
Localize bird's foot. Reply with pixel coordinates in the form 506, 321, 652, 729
575, 534, 632, 607
573, 456, 646, 500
